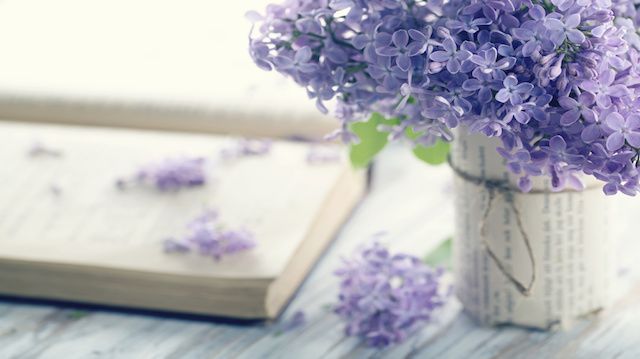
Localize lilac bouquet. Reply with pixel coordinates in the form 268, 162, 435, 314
249, 0, 640, 195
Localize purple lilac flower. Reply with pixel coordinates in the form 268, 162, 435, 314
558, 93, 596, 126
495, 76, 534, 105
602, 172, 639, 196
497, 147, 544, 177
579, 68, 629, 109
550, 165, 586, 192
468, 115, 507, 137
604, 113, 640, 151
469, 48, 515, 78
274, 46, 318, 74
581, 112, 607, 143
462, 72, 502, 104
164, 209, 255, 261
500, 100, 543, 125
376, 30, 428, 71
117, 157, 207, 192
511, 20, 552, 57
429, 37, 471, 74
546, 14, 586, 45
250, 0, 640, 196
543, 136, 585, 167
367, 56, 404, 94
334, 242, 447, 348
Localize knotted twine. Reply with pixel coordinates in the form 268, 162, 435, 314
448, 156, 537, 297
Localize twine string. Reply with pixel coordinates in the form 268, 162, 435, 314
449, 157, 536, 297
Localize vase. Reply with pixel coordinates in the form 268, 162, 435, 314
450, 128, 613, 329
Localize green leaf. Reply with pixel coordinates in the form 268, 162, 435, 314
405, 127, 450, 165
349, 113, 398, 168
424, 238, 453, 270
413, 140, 450, 165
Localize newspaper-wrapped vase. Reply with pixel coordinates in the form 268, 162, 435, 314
451, 128, 613, 329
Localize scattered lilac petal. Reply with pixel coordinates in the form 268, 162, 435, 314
117, 157, 207, 192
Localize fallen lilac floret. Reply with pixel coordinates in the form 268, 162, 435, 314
334, 242, 448, 348
220, 138, 272, 160
163, 209, 256, 261
117, 157, 207, 192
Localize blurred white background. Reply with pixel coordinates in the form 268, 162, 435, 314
0, 0, 333, 136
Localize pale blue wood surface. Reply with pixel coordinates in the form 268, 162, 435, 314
1, 147, 639, 359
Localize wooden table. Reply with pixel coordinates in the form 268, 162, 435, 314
1, 147, 639, 359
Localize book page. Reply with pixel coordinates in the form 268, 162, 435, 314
0, 121, 352, 279
0, 0, 336, 138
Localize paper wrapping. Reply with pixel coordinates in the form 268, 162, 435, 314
451, 129, 613, 329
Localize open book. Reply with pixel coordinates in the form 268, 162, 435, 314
0, 0, 336, 138
0, 121, 365, 319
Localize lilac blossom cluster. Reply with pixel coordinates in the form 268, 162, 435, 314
164, 209, 256, 260
116, 157, 207, 192
334, 242, 447, 348
249, 0, 640, 195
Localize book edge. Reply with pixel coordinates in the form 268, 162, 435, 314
264, 167, 367, 318
0, 94, 336, 139
0, 258, 275, 318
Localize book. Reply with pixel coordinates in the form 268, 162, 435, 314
0, 0, 336, 139
0, 120, 366, 319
